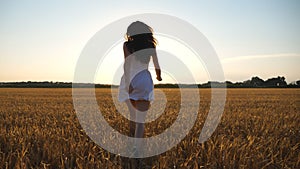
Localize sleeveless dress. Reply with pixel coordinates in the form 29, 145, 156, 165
118, 54, 154, 102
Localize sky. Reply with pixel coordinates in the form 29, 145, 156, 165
0, 0, 299, 84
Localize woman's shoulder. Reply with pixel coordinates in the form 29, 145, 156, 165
123, 42, 129, 50
123, 41, 132, 58
123, 41, 131, 50
124, 41, 132, 47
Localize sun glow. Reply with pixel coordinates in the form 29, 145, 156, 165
95, 35, 210, 85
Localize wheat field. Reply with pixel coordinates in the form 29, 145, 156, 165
0, 88, 299, 169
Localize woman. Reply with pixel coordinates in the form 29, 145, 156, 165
118, 21, 162, 154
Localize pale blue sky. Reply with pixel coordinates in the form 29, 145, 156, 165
0, 0, 299, 83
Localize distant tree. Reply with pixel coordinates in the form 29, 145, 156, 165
234, 82, 244, 87
250, 76, 264, 87
242, 80, 251, 87
225, 81, 234, 87
287, 81, 299, 88
264, 76, 287, 87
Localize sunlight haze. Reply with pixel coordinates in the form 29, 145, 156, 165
0, 0, 299, 83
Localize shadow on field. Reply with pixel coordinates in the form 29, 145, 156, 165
120, 156, 158, 169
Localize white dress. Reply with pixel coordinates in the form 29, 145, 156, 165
118, 54, 154, 102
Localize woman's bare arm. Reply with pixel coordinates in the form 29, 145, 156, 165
152, 50, 162, 81
123, 42, 131, 90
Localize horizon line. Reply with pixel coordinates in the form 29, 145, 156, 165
0, 75, 298, 85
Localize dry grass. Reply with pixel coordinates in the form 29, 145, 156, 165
0, 88, 299, 168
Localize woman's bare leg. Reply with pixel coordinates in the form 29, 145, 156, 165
132, 100, 150, 158
125, 99, 136, 137
134, 100, 150, 138
126, 99, 150, 158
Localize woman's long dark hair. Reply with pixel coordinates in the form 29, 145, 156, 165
125, 21, 157, 63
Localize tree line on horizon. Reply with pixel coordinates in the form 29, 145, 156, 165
0, 76, 299, 88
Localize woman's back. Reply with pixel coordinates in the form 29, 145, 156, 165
125, 50, 150, 83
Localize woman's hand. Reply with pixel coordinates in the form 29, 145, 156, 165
155, 69, 162, 81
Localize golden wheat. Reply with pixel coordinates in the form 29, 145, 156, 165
0, 88, 299, 168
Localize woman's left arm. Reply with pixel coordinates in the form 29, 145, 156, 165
152, 50, 162, 81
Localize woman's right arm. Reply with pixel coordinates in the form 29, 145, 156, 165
152, 50, 162, 81
123, 42, 131, 91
